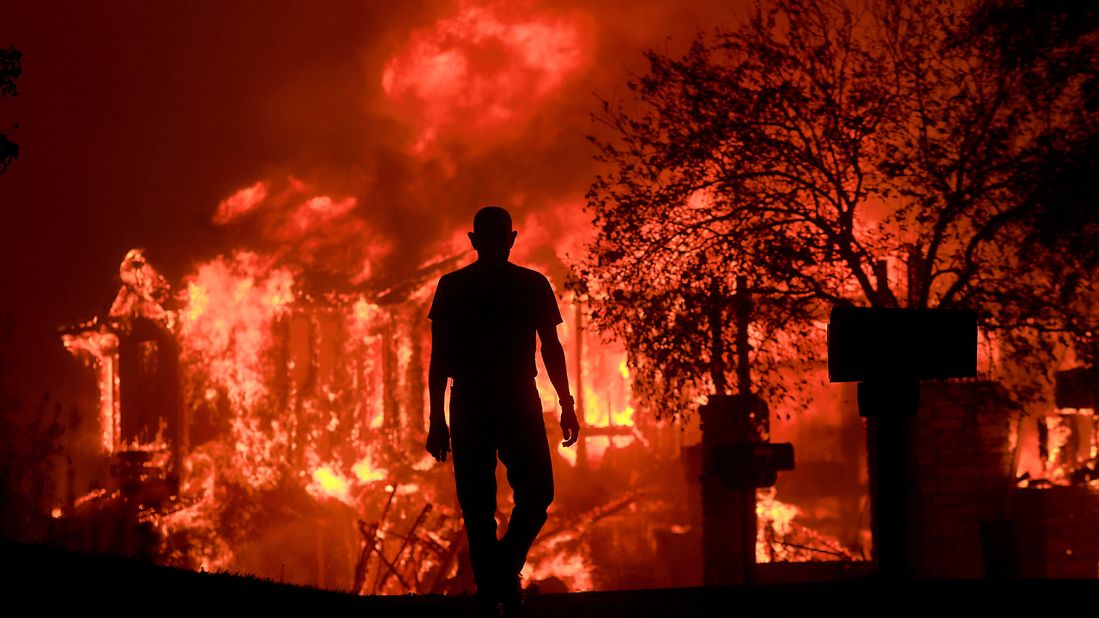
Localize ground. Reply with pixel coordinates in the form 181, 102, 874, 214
3, 542, 1097, 616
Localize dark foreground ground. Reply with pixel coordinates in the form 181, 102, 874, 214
3, 542, 1096, 617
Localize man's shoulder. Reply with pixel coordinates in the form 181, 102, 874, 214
438, 261, 551, 290
437, 263, 477, 285
506, 262, 551, 286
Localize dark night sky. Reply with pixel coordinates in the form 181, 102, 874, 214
0, 1, 736, 402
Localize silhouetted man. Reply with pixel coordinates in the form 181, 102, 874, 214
426, 206, 579, 615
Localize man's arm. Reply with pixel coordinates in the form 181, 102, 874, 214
426, 319, 451, 462
538, 322, 579, 447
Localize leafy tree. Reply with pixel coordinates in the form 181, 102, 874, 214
573, 0, 1099, 418
964, 0, 1099, 369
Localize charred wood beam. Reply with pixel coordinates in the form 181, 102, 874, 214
372, 503, 432, 593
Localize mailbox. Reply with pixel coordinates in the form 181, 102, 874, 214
828, 307, 978, 383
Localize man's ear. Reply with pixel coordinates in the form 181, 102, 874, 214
468, 231, 478, 250
508, 230, 517, 248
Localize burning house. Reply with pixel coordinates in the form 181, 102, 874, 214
55, 239, 878, 592
59, 247, 465, 588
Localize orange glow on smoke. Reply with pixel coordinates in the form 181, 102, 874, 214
381, 1, 590, 153
214, 180, 269, 225
291, 195, 358, 232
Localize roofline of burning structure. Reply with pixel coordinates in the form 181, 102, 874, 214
309, 252, 465, 307
258, 253, 465, 310
369, 253, 464, 306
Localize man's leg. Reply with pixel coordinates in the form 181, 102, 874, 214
497, 398, 554, 577
450, 399, 502, 599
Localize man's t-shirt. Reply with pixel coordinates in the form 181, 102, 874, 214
428, 260, 563, 385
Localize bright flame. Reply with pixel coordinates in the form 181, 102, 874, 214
528, 543, 593, 592
352, 456, 388, 483
62, 328, 120, 452
611, 405, 635, 427
309, 466, 353, 504
178, 252, 295, 489
756, 488, 801, 563
179, 252, 294, 411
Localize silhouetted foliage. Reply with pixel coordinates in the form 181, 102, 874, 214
966, 0, 1099, 369
0, 46, 21, 174
574, 0, 1099, 417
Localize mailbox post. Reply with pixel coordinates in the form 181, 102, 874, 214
698, 394, 795, 585
697, 276, 796, 585
828, 307, 977, 580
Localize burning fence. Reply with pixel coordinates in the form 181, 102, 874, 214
54, 236, 867, 591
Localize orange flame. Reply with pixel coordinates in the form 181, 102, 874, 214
62, 328, 120, 452
179, 252, 295, 488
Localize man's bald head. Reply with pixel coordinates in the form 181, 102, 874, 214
469, 206, 517, 263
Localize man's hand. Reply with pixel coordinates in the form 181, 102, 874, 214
426, 421, 451, 462
560, 395, 580, 448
